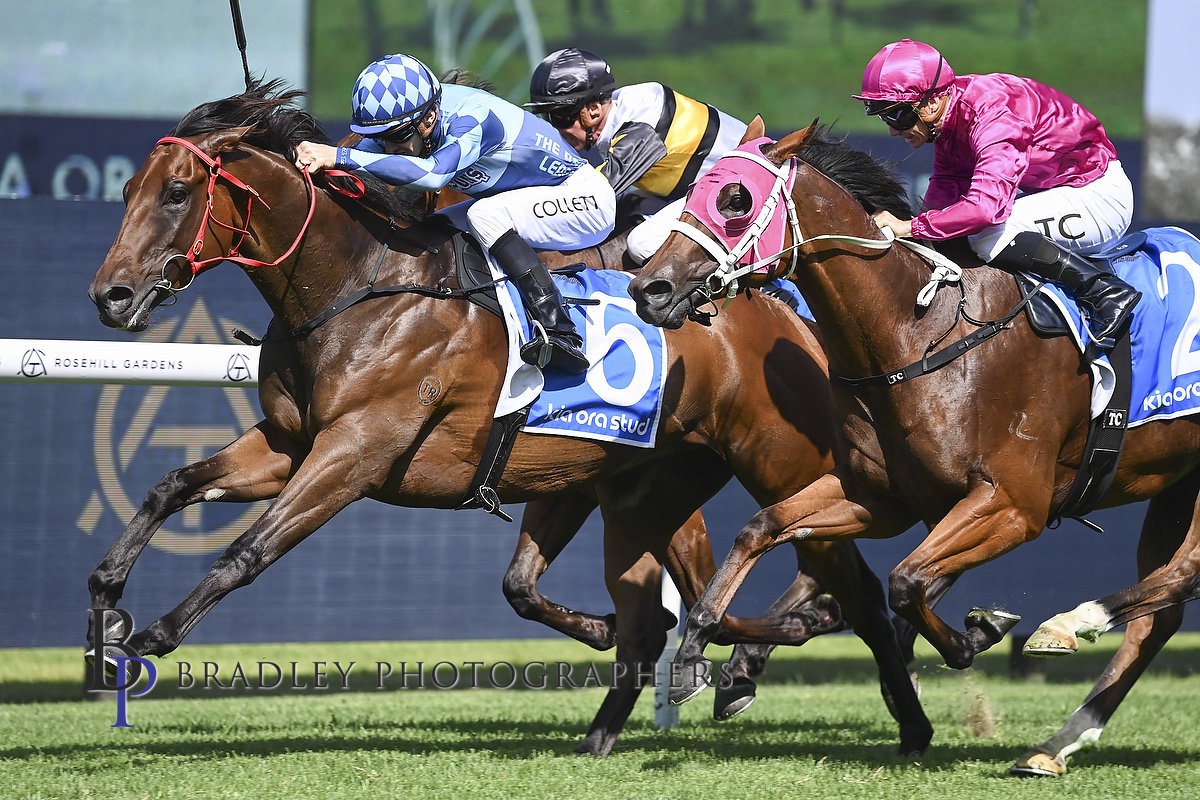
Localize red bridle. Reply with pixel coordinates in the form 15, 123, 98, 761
154, 135, 363, 288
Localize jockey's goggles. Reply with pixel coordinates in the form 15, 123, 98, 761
541, 105, 583, 129
864, 100, 921, 131
377, 119, 422, 146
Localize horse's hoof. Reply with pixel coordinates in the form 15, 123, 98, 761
1023, 625, 1078, 657
1009, 750, 1066, 777
965, 607, 1021, 641
713, 676, 756, 720
572, 731, 614, 757
668, 658, 712, 706
83, 647, 120, 682
897, 721, 933, 757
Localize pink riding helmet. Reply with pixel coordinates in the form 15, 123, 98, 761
852, 39, 956, 103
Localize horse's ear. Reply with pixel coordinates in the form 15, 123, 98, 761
771, 118, 820, 160
739, 116, 766, 145
337, 132, 364, 148
206, 126, 255, 154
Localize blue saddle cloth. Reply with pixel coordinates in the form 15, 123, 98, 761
511, 269, 667, 448
510, 272, 810, 448
1031, 227, 1200, 425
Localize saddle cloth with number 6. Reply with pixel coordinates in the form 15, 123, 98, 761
503, 268, 668, 448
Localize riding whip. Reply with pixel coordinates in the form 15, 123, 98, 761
228, 0, 253, 90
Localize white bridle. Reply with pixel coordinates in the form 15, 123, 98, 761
669, 146, 964, 308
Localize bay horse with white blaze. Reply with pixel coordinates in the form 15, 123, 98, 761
629, 117, 1200, 776
85, 83, 931, 756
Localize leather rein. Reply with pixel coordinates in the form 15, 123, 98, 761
153, 136, 480, 338
679, 142, 1032, 388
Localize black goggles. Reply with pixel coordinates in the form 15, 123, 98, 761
377, 119, 422, 146
541, 105, 582, 129
865, 100, 921, 131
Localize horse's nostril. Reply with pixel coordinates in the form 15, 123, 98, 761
105, 286, 133, 303
100, 285, 135, 314
640, 278, 676, 302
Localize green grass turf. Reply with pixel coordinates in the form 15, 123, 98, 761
4, 632, 1200, 798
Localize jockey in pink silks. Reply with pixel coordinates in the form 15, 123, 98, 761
856, 38, 1140, 351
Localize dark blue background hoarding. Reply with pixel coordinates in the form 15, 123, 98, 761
0, 115, 1183, 649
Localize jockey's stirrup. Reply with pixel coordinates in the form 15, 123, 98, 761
489, 230, 589, 374
993, 231, 1141, 352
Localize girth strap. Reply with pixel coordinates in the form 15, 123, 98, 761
456, 405, 531, 522
1053, 329, 1133, 531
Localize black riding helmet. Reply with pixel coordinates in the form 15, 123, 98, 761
525, 48, 616, 114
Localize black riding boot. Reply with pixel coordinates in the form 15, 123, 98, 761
991, 231, 1141, 351
490, 230, 589, 374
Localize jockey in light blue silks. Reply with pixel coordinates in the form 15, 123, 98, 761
295, 53, 617, 374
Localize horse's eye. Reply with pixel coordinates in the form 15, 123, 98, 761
717, 183, 754, 219
165, 182, 189, 206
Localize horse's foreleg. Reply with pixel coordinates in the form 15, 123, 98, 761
711, 567, 828, 722
502, 493, 616, 650
889, 483, 1042, 670
87, 421, 299, 644
119, 429, 378, 660
671, 470, 911, 706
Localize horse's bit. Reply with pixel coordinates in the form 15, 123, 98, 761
672, 140, 964, 308
152, 136, 356, 300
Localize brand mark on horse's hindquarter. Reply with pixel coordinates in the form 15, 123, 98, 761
418, 377, 443, 405
1009, 412, 1037, 441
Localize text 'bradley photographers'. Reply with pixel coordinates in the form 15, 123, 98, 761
87, 609, 726, 727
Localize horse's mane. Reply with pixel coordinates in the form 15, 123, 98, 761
172, 78, 428, 225
795, 125, 914, 221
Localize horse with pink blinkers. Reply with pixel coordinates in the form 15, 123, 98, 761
631, 116, 1200, 776
85, 82, 933, 758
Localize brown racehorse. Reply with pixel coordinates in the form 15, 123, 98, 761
85, 82, 931, 756
629, 117, 1200, 776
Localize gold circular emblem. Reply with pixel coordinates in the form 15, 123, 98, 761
417, 376, 443, 405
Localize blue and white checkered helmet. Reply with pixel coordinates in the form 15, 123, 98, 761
350, 54, 442, 135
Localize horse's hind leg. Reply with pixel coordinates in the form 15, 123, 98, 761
712, 563, 827, 721
1012, 479, 1198, 776
575, 525, 671, 757
502, 492, 618, 650
87, 421, 299, 644
1026, 474, 1200, 655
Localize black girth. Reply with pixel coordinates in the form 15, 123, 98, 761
828, 275, 1133, 531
